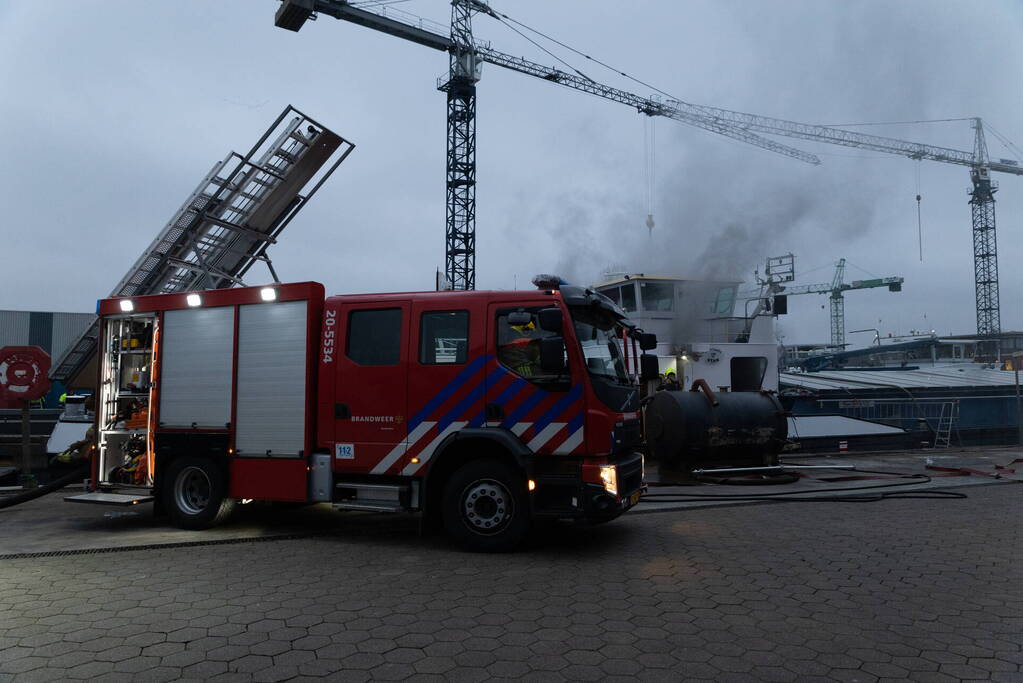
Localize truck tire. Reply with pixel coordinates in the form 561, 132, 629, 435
442, 458, 529, 552
163, 456, 235, 530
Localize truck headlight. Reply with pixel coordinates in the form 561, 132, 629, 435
599, 465, 618, 496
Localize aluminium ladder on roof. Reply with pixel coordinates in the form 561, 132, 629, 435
50, 106, 355, 384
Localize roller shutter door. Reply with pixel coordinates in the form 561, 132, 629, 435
159, 307, 234, 428
235, 300, 308, 457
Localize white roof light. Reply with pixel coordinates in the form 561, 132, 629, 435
119, 299, 134, 312
186, 293, 202, 307
260, 287, 277, 302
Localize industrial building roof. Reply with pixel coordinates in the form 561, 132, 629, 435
781, 363, 1019, 391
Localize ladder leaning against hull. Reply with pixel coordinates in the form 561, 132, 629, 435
50, 106, 354, 385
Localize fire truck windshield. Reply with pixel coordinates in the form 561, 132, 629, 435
571, 307, 629, 384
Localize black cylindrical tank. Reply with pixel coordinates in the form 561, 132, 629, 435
645, 389, 788, 471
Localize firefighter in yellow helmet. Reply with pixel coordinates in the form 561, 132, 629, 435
498, 318, 542, 377
52, 425, 96, 467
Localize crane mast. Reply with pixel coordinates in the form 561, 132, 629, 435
441, 1, 480, 291
829, 259, 847, 347
969, 120, 999, 348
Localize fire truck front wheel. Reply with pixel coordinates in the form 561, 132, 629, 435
442, 459, 530, 552
163, 456, 235, 530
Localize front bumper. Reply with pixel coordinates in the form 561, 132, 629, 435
531, 451, 645, 522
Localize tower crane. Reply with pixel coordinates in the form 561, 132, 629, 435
274, 0, 819, 292
781, 259, 904, 348
274, 0, 1020, 353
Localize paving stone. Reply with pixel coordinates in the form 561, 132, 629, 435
938, 662, 1000, 679
180, 660, 230, 678
296, 658, 343, 677
368, 662, 418, 680
141, 641, 186, 658
967, 657, 1019, 673
249, 639, 292, 657
273, 649, 316, 668
252, 664, 299, 682
61, 660, 117, 679
227, 654, 274, 674
161, 647, 208, 668
111, 655, 162, 674
10, 667, 69, 683
2, 657, 48, 674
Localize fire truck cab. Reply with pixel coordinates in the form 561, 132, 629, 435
70, 280, 653, 551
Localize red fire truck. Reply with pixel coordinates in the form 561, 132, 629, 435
68, 280, 655, 550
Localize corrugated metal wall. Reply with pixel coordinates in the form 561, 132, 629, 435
0, 311, 31, 347
0, 310, 94, 362
50, 313, 94, 361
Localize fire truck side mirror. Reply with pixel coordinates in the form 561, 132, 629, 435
638, 333, 657, 351
539, 337, 567, 374
639, 354, 660, 382
537, 307, 563, 333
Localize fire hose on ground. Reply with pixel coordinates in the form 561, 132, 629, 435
643, 467, 970, 503
0, 466, 90, 510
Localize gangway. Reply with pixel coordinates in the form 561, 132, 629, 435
51, 106, 354, 384
933, 401, 960, 449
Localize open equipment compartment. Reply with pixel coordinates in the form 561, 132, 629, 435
96, 313, 158, 489
74, 282, 325, 511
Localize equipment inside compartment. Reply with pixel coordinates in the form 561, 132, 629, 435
98, 315, 156, 487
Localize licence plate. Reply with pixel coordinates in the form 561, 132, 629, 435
629, 491, 642, 506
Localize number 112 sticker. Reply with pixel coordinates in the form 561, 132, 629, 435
335, 443, 355, 459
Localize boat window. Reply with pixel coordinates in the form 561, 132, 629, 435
602, 287, 621, 306
619, 284, 637, 312
641, 281, 674, 312
713, 286, 737, 315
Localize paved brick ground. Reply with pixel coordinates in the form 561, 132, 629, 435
1, 482, 1021, 682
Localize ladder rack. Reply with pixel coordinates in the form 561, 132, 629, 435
51, 106, 354, 384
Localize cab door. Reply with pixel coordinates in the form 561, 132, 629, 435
486, 303, 585, 455
394, 301, 488, 477
333, 302, 409, 474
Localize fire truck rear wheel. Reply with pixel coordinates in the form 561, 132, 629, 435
163, 456, 235, 530
442, 459, 529, 552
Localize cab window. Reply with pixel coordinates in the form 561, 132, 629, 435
495, 307, 569, 390
347, 308, 401, 366
420, 310, 469, 365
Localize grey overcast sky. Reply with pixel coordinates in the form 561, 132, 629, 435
2, 1, 1022, 344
